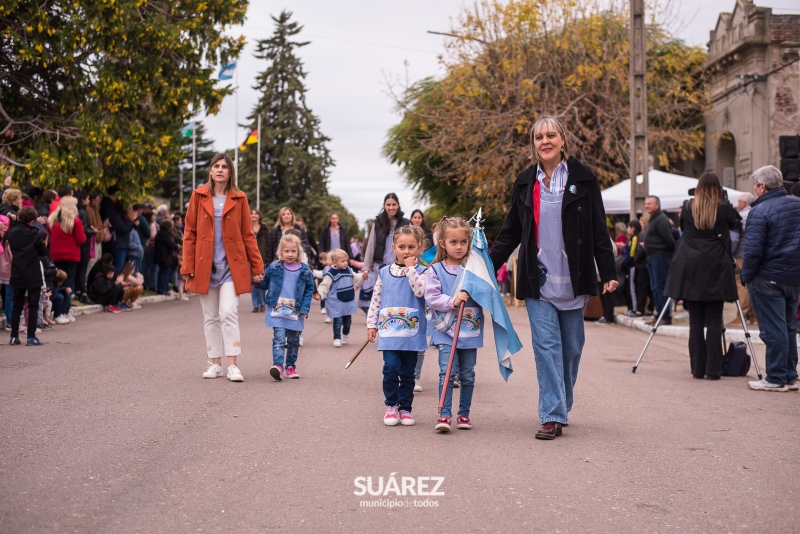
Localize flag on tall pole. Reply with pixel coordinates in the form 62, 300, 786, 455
239, 129, 258, 151
256, 113, 261, 211
433, 209, 522, 381
218, 62, 236, 80
180, 123, 193, 139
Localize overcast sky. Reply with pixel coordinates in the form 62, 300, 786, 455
202, 0, 800, 227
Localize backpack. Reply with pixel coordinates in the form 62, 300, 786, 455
722, 342, 750, 376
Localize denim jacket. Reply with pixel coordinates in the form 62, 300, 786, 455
257, 261, 315, 316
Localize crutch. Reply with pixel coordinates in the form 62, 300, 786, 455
345, 338, 371, 369
631, 297, 673, 373
438, 301, 466, 415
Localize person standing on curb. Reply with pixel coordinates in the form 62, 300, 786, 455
740, 165, 800, 392
642, 195, 676, 325
182, 153, 265, 382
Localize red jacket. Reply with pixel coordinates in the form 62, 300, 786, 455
49, 218, 87, 262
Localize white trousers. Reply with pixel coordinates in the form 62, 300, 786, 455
199, 282, 241, 358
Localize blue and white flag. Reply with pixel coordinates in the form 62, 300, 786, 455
437, 211, 522, 381
218, 62, 236, 80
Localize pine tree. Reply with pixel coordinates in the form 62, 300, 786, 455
238, 10, 356, 239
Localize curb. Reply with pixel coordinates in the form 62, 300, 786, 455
613, 313, 799, 346
70, 293, 189, 317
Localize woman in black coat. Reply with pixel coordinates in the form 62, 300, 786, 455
319, 212, 351, 259
489, 115, 617, 440
665, 172, 740, 380
264, 206, 310, 264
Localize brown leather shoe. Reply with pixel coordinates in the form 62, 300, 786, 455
704, 374, 721, 380
535, 422, 563, 440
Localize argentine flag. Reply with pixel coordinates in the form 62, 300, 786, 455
437, 213, 522, 381
218, 62, 236, 80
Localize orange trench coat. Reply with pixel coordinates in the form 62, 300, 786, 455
181, 185, 264, 295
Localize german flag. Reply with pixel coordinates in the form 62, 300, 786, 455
239, 129, 258, 151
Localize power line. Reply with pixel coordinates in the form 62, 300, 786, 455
712, 54, 800, 104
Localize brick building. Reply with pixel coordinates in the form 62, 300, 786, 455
704, 0, 800, 190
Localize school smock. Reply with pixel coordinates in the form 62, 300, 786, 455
374, 264, 427, 352
322, 267, 358, 319
265, 263, 306, 331
426, 262, 484, 349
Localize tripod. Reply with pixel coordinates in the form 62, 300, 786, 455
631, 297, 763, 379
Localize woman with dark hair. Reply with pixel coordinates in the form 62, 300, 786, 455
182, 153, 264, 382
106, 198, 134, 275
74, 191, 97, 303
665, 172, 740, 380
409, 209, 433, 250
490, 115, 617, 440
319, 212, 351, 260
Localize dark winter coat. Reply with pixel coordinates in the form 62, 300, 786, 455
154, 228, 179, 268
641, 209, 676, 259
265, 224, 309, 264
7, 223, 46, 288
106, 206, 133, 251
319, 224, 351, 258
255, 224, 268, 265
490, 157, 616, 300
740, 188, 800, 285
664, 199, 740, 302
369, 213, 410, 268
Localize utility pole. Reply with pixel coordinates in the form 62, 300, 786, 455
630, 0, 648, 218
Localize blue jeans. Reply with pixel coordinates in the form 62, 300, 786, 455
54, 261, 78, 294
382, 350, 418, 412
142, 247, 156, 289
748, 276, 800, 385
272, 327, 300, 368
111, 247, 128, 275
50, 288, 71, 318
417, 350, 459, 379
437, 345, 477, 417
647, 257, 672, 321
157, 265, 174, 294
4, 285, 14, 322
332, 315, 352, 340
525, 299, 585, 425
251, 287, 266, 308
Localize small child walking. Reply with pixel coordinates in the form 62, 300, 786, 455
425, 217, 483, 432
366, 225, 427, 426
313, 252, 332, 323
314, 248, 365, 347
257, 234, 314, 380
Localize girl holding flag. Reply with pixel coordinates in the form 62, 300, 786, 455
490, 115, 617, 440
425, 217, 483, 432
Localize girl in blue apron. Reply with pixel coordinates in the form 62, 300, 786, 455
425, 217, 483, 432
314, 248, 365, 347
366, 225, 427, 427
257, 234, 315, 380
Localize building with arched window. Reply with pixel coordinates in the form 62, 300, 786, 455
704, 0, 800, 190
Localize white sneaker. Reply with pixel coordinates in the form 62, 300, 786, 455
55, 315, 70, 325
324, 317, 332, 323
227, 365, 244, 382
299, 335, 304, 347
333, 339, 342, 348
67, 309, 76, 322
787, 382, 799, 391
748, 378, 788, 392
203, 363, 223, 379
414, 380, 423, 392
180, 295, 190, 301
321, 308, 327, 315
341, 335, 348, 345
129, 302, 142, 310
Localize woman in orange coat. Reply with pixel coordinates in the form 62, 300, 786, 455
182, 153, 265, 382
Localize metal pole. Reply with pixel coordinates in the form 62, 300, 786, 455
179, 165, 184, 211
234, 67, 239, 185
191, 120, 196, 192
257, 113, 261, 211
629, 0, 648, 219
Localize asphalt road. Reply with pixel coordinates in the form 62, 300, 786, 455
0, 297, 797, 533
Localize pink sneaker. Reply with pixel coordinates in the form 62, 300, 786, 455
399, 410, 415, 426
285, 366, 300, 379
270, 365, 283, 381
435, 416, 452, 432
456, 415, 472, 429
383, 406, 399, 426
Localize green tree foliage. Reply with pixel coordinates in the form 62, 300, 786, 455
0, 0, 247, 199
384, 0, 708, 232
237, 10, 358, 240
157, 121, 216, 209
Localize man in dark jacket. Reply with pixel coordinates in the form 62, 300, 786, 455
642, 195, 676, 325
7, 207, 47, 345
741, 165, 800, 392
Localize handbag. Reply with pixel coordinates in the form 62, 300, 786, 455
103, 218, 113, 243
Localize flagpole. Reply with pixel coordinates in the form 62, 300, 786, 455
257, 113, 261, 211
191, 120, 196, 193
179, 164, 184, 211
234, 67, 239, 186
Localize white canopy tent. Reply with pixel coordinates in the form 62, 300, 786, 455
601, 170, 746, 214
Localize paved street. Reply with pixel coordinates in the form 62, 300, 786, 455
0, 297, 796, 533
